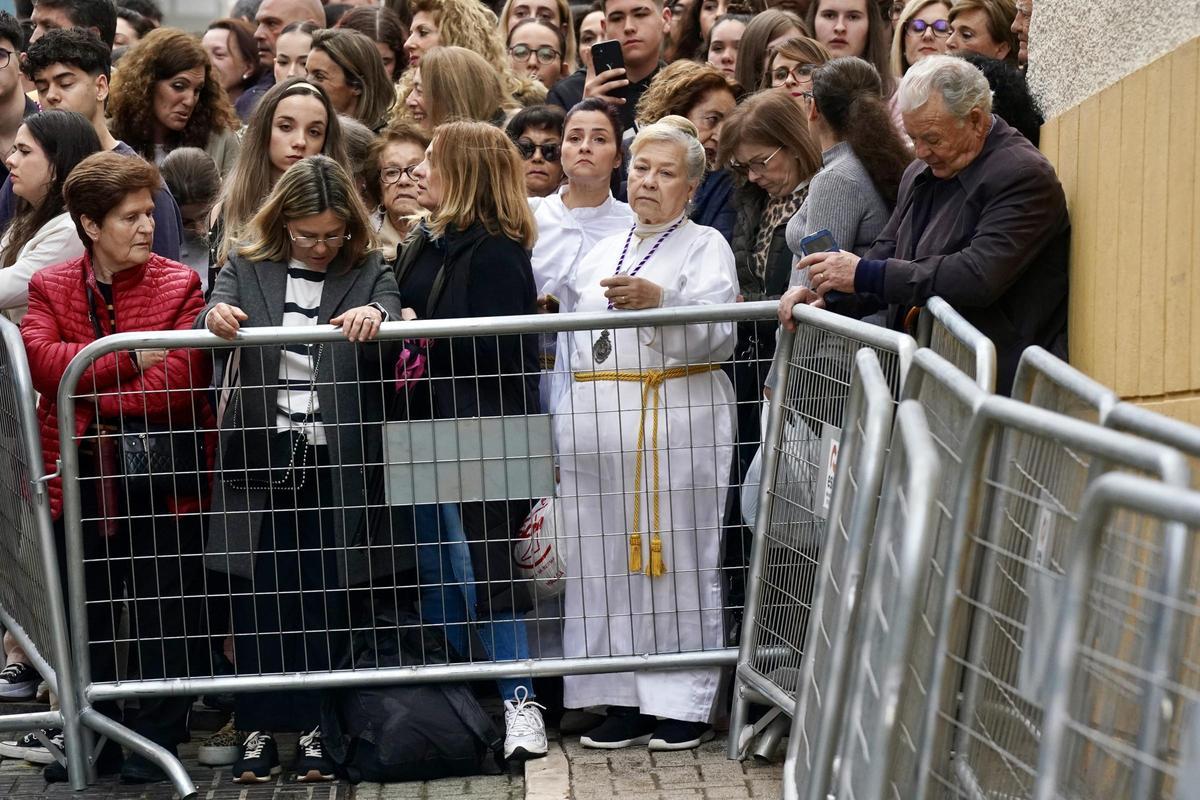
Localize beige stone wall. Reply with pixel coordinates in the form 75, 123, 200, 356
1028, 0, 1200, 120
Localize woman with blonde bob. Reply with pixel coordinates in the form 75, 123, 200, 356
403, 46, 510, 131
201, 154, 401, 783
306, 28, 395, 131
555, 119, 738, 752
391, 120, 545, 762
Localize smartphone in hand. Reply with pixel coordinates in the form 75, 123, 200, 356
590, 39, 625, 75
800, 229, 838, 256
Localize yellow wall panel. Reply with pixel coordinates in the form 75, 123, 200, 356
1139, 55, 1171, 396
1093, 83, 1124, 389
1165, 40, 1198, 394
1114, 69, 1146, 398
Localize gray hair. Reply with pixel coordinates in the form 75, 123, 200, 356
897, 54, 992, 119
630, 117, 707, 182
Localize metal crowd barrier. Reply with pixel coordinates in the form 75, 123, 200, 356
1034, 473, 1200, 800
0, 317, 87, 790
829, 400, 943, 800
728, 303, 916, 760
51, 303, 780, 796
916, 296, 997, 393
777, 349, 895, 793
911, 395, 1191, 799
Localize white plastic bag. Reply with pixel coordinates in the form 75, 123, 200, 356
513, 496, 566, 599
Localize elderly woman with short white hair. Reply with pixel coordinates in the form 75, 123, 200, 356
554, 118, 738, 752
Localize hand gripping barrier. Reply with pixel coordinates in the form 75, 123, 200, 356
0, 317, 87, 789
912, 395, 1191, 800
52, 302, 781, 797
1034, 474, 1200, 800
916, 296, 997, 393
728, 303, 916, 761
779, 349, 896, 799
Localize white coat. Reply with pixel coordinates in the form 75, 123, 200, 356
554, 218, 738, 722
0, 212, 86, 323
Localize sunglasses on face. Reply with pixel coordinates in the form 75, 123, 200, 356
515, 139, 561, 162
907, 18, 951, 36
508, 43, 563, 64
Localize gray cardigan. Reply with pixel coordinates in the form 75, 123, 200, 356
785, 141, 892, 261
198, 251, 403, 583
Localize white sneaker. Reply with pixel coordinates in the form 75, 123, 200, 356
503, 686, 548, 761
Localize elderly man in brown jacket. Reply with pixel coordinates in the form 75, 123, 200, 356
781, 54, 1069, 394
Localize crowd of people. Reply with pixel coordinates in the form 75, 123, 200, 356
0, 0, 1067, 787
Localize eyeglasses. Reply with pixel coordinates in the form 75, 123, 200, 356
508, 43, 562, 65
287, 229, 351, 248
906, 18, 951, 36
514, 139, 561, 162
380, 164, 420, 185
729, 145, 782, 176
0, 48, 12, 70
770, 63, 816, 87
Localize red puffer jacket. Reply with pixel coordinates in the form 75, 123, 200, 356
21, 252, 214, 520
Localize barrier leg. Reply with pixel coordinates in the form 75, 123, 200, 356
81, 709, 196, 799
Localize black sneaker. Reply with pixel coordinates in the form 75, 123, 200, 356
120, 748, 172, 784
0, 663, 39, 701
0, 728, 61, 764
43, 738, 123, 783
579, 706, 657, 750
647, 719, 715, 751
231, 732, 280, 783
294, 727, 335, 782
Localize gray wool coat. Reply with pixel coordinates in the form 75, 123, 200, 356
198, 251, 404, 583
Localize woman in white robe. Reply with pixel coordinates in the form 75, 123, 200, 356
531, 98, 635, 415
553, 119, 738, 751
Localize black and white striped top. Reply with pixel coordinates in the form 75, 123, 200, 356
276, 261, 326, 445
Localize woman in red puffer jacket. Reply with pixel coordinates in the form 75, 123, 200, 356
20, 152, 213, 783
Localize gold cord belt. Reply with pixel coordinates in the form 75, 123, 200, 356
573, 364, 722, 577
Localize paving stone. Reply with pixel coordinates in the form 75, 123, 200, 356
699, 785, 754, 799
650, 749, 700, 766
652, 764, 703, 785
747, 778, 783, 797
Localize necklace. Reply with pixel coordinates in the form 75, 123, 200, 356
593, 218, 684, 365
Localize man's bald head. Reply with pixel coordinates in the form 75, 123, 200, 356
253, 0, 323, 63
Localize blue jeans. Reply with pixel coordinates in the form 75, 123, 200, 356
413, 504, 532, 699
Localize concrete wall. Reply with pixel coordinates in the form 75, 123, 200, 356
1028, 0, 1200, 120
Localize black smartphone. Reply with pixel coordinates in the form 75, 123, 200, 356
800, 229, 839, 256
590, 39, 625, 75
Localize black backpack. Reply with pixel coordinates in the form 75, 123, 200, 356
321, 621, 505, 783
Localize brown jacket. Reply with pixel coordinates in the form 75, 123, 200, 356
845, 116, 1070, 394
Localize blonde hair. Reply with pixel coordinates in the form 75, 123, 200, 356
891, 0, 952, 76
310, 28, 396, 130
239, 155, 375, 270
425, 120, 536, 249
423, 46, 508, 126
498, 0, 578, 66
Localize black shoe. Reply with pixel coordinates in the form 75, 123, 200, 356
43, 738, 123, 783
120, 749, 172, 784
294, 727, 335, 782
647, 719, 714, 751
0, 728, 62, 764
579, 706, 657, 750
0, 663, 39, 701
231, 732, 280, 784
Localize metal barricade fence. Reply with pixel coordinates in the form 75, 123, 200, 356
728, 303, 916, 760
0, 317, 87, 789
831, 400, 943, 800
778, 349, 895, 798
1033, 473, 1198, 800
912, 395, 1191, 800
1011, 345, 1118, 424
52, 303, 780, 796
916, 297, 997, 393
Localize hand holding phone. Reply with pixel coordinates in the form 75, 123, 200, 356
586, 40, 629, 104
797, 229, 852, 303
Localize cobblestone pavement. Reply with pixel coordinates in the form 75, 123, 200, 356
560, 736, 783, 800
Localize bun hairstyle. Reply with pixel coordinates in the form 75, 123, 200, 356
630, 117, 707, 182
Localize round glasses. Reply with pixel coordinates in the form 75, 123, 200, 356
508, 44, 562, 65
514, 139, 561, 162
770, 63, 816, 87
907, 18, 951, 36
380, 164, 420, 185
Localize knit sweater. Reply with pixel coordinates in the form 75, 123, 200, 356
785, 141, 893, 261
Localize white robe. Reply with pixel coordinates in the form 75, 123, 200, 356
530, 189, 634, 415
554, 219, 738, 722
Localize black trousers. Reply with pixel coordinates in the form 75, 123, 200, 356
231, 450, 351, 732
61, 460, 205, 748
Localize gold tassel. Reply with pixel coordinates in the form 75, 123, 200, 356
647, 533, 666, 577
628, 533, 643, 573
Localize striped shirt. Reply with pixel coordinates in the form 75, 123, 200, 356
276, 261, 326, 445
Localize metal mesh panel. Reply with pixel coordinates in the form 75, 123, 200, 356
917, 297, 996, 393
734, 305, 913, 730
783, 350, 896, 800
913, 396, 1190, 800
1011, 346, 1116, 425
834, 401, 942, 800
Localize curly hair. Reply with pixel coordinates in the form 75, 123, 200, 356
635, 60, 739, 128
108, 27, 240, 161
